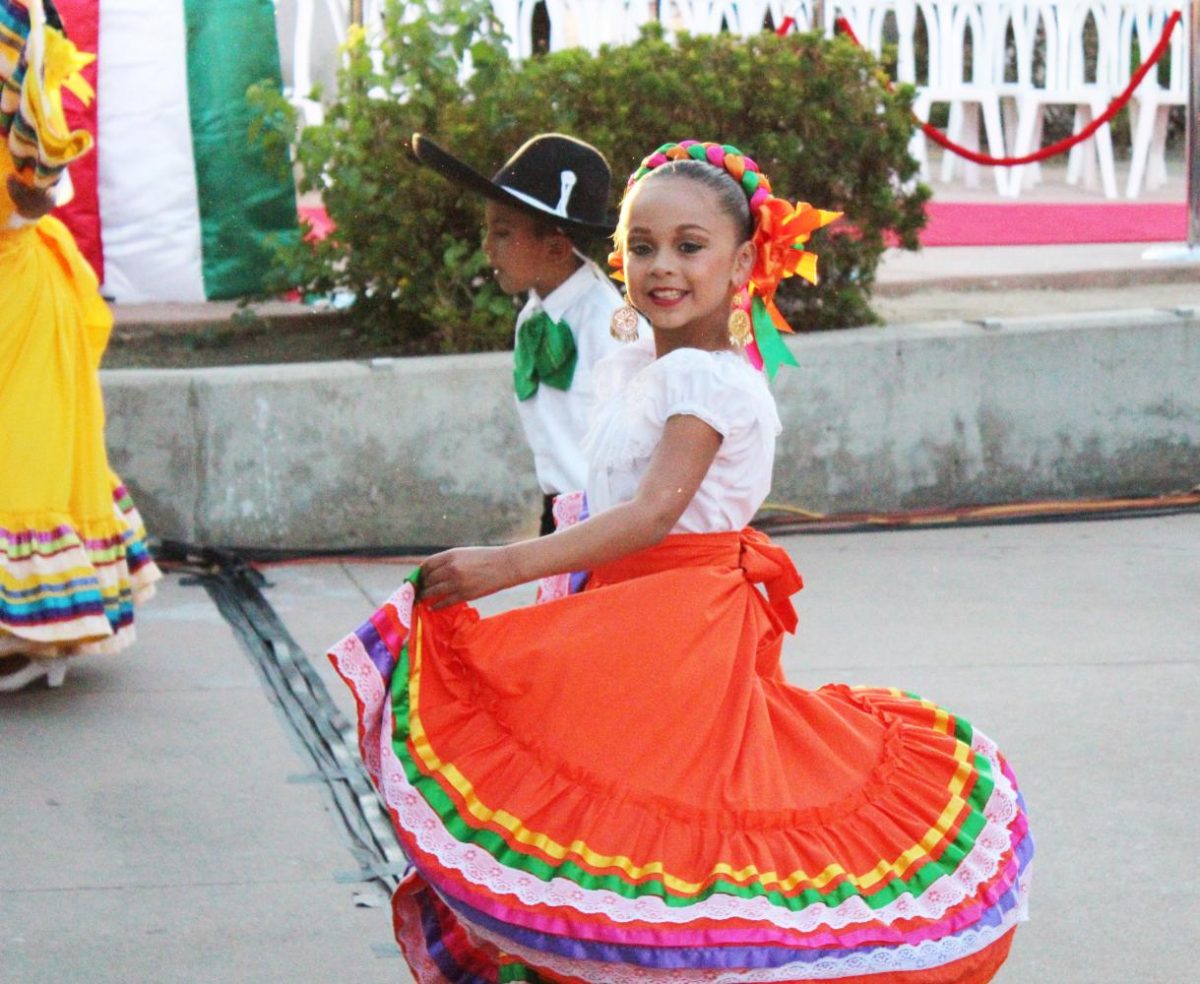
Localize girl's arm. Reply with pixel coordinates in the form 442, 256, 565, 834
419, 414, 722, 608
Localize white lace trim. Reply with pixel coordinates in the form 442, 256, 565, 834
329, 597, 1030, 941
393, 893, 452, 982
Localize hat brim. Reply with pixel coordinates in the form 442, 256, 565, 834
411, 133, 616, 236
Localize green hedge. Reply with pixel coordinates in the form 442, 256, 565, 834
252, 0, 928, 351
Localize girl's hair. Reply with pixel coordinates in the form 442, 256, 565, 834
614, 159, 753, 248
45, 1, 66, 34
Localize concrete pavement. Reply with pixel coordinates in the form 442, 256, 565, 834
3, 514, 1197, 982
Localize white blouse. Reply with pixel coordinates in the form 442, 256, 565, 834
513, 260, 644, 495
584, 338, 781, 533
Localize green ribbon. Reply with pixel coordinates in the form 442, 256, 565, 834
513, 311, 578, 401
751, 295, 799, 379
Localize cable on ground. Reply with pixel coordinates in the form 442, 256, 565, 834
156, 541, 408, 904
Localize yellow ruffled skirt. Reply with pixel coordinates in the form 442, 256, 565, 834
0, 217, 160, 658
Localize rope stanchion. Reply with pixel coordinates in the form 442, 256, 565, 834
829, 10, 1183, 169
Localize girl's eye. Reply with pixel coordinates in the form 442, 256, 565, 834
629, 242, 653, 257
679, 241, 703, 254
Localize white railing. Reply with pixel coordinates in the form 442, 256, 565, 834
275, 0, 388, 123
276, 1, 1192, 200
276, 0, 816, 95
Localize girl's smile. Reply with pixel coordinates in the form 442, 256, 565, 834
646, 286, 687, 306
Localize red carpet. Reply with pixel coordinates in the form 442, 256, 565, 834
921, 201, 1188, 246
301, 202, 1186, 248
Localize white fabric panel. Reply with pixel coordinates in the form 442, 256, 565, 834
98, 0, 206, 302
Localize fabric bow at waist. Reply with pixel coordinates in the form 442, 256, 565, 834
513, 311, 577, 401
588, 528, 803, 633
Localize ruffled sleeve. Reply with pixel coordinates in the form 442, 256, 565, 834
642, 346, 781, 440
589, 335, 655, 410
585, 344, 781, 530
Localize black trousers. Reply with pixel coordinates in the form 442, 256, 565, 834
539, 493, 557, 537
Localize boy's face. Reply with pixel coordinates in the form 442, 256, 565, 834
483, 201, 554, 295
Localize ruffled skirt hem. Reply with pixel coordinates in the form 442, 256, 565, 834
1, 481, 161, 656
328, 535, 1031, 982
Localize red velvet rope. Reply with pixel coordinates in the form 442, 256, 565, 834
778, 11, 1183, 169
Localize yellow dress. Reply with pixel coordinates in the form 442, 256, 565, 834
0, 163, 160, 659
1, 0, 160, 661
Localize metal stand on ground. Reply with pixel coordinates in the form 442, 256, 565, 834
1144, 0, 1200, 261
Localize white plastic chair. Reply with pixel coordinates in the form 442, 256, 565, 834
911, 0, 1011, 193
1116, 1, 1189, 197
602, 0, 660, 46
1004, 0, 1121, 198
747, 0, 819, 32
277, 0, 389, 123
704, 0, 816, 33
655, 1, 704, 37
278, 0, 352, 125
822, 2, 931, 177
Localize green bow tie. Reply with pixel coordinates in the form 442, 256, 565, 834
513, 311, 578, 401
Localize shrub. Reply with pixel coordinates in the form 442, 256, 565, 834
252, 0, 928, 349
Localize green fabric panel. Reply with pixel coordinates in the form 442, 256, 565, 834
183, 0, 298, 299
498, 965, 544, 982
513, 312, 578, 401
751, 295, 799, 379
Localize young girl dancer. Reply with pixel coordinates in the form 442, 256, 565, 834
329, 140, 1031, 982
0, 0, 161, 690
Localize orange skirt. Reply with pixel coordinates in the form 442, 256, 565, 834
329, 530, 1031, 982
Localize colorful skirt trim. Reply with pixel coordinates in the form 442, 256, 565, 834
329, 530, 1031, 982
1, 478, 161, 656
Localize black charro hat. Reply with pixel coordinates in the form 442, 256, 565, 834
411, 132, 615, 235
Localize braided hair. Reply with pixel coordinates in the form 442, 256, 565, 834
612, 141, 775, 249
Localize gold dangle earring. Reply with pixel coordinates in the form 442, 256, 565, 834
610, 296, 640, 342
728, 290, 752, 347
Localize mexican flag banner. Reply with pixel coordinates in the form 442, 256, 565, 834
56, 0, 298, 302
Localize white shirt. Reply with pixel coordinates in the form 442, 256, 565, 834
514, 259, 642, 494
584, 338, 781, 533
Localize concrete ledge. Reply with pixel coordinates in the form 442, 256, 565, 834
102, 309, 1200, 549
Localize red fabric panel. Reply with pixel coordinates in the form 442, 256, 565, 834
52, 0, 104, 282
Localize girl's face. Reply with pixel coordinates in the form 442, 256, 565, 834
621, 176, 754, 353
